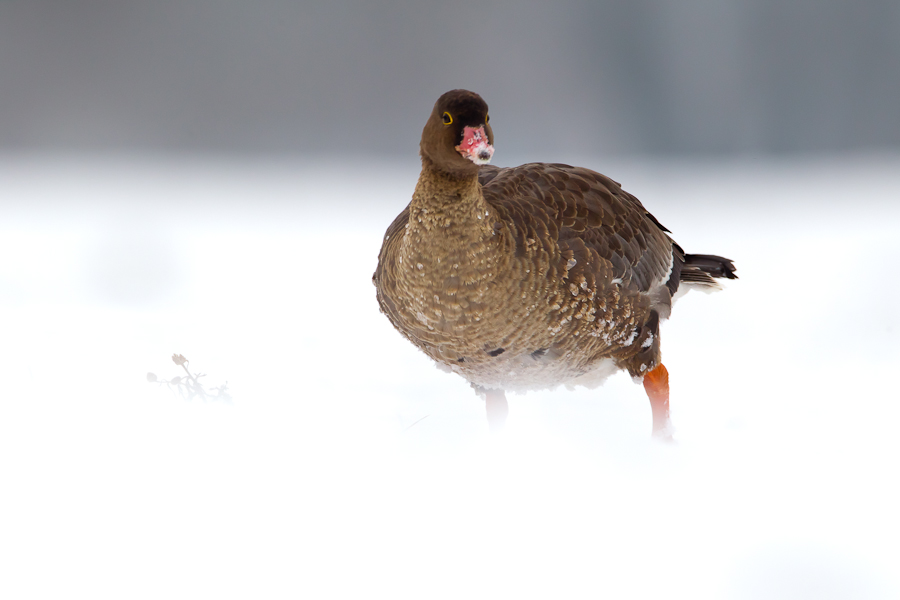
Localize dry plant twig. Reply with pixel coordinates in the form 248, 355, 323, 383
147, 354, 231, 403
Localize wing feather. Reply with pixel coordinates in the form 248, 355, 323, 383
479, 163, 673, 294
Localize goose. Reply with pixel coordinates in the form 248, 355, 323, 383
373, 90, 736, 438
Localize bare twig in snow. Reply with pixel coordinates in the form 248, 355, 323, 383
147, 354, 231, 403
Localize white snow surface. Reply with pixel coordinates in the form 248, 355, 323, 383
1, 154, 899, 599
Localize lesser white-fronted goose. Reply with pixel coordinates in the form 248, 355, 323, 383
373, 90, 736, 438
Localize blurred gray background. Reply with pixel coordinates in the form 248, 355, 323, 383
2, 0, 899, 158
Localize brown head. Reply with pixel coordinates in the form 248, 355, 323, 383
420, 90, 494, 178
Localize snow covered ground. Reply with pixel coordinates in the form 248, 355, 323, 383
1, 154, 898, 599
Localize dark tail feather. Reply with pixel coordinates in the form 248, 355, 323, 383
683, 254, 737, 280
679, 253, 737, 288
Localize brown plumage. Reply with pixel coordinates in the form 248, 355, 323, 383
373, 90, 736, 437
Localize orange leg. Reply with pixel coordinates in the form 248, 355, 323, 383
643, 363, 674, 439
485, 389, 508, 432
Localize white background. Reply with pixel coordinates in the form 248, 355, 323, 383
1, 155, 898, 599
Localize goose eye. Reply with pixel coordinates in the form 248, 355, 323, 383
441, 112, 453, 125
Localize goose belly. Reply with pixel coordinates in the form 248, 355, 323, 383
383, 258, 644, 392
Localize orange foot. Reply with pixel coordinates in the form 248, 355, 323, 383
643, 363, 674, 441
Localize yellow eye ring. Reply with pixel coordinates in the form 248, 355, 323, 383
486, 114, 490, 123
441, 112, 453, 125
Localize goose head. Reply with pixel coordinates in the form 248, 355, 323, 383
420, 89, 494, 177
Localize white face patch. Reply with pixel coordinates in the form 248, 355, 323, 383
468, 150, 493, 166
